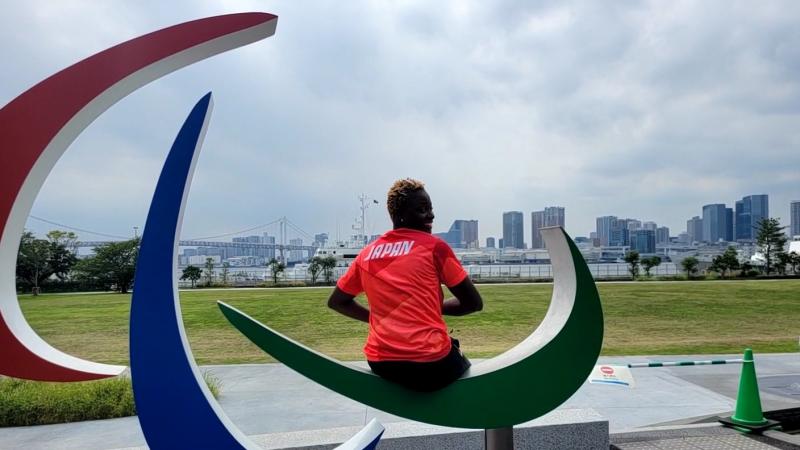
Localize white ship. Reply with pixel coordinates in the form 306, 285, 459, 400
313, 194, 376, 267
313, 244, 364, 267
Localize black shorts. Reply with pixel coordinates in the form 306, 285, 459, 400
368, 338, 471, 392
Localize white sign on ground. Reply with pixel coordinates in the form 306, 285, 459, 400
588, 365, 635, 388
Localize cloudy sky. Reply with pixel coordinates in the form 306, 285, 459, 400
3, 1, 799, 245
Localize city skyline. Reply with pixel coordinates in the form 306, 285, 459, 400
23, 192, 800, 246
5, 2, 799, 243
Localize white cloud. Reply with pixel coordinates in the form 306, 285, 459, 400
4, 0, 799, 244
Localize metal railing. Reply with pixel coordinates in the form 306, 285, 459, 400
176, 264, 682, 287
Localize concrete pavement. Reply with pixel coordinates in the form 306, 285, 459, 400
0, 353, 798, 449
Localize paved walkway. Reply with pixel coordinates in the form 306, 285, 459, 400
0, 353, 798, 449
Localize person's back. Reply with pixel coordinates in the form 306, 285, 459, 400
327, 178, 483, 391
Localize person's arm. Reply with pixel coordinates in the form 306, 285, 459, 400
327, 287, 370, 323
442, 277, 483, 316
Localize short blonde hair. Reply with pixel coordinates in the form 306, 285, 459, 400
387, 178, 425, 222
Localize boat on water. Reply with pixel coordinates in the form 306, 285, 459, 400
313, 244, 364, 267
312, 194, 375, 267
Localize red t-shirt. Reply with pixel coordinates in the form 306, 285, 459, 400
337, 228, 468, 362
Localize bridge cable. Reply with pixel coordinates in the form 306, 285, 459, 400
184, 218, 283, 241
284, 218, 314, 241
28, 215, 131, 240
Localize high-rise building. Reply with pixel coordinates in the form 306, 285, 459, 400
498, 238, 504, 249
263, 234, 276, 260
462, 220, 479, 248
531, 206, 565, 249
605, 218, 641, 246
438, 220, 479, 248
643, 221, 658, 231
656, 226, 670, 244
486, 237, 496, 248
631, 229, 656, 254
687, 216, 703, 243
314, 233, 329, 247
608, 219, 630, 247
502, 211, 524, 249
289, 238, 304, 262
626, 219, 642, 231
230, 234, 275, 259
544, 207, 565, 228
596, 216, 617, 246
734, 199, 745, 240
735, 194, 769, 241
725, 207, 734, 242
792, 201, 800, 238
531, 211, 544, 249
702, 204, 734, 243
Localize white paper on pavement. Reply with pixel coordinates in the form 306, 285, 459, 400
588, 364, 635, 388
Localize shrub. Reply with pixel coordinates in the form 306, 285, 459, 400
0, 371, 221, 427
0, 377, 134, 426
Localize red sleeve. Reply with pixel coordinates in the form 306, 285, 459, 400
336, 261, 363, 296
433, 241, 468, 287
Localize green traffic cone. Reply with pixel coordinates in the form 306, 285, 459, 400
730, 348, 768, 426
719, 348, 779, 432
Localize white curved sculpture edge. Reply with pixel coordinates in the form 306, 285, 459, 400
0, 18, 276, 378
468, 226, 576, 376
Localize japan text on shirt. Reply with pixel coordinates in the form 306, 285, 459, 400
363, 241, 414, 261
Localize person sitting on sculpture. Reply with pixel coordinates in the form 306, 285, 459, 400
327, 178, 484, 391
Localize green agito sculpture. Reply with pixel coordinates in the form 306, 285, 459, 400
220, 226, 603, 429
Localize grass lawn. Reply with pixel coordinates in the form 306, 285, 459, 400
18, 279, 800, 366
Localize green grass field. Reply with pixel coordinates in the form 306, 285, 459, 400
18, 279, 800, 366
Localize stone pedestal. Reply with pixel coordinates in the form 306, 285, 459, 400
250, 408, 609, 450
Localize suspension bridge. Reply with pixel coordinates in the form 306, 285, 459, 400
29, 215, 323, 263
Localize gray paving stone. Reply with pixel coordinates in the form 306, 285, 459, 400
0, 353, 797, 449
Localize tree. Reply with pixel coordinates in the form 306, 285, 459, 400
776, 252, 791, 275
73, 238, 140, 293
204, 257, 215, 287
17, 231, 54, 295
739, 261, 755, 278
46, 230, 78, 281
623, 250, 640, 279
308, 256, 322, 285
710, 246, 740, 278
17, 230, 79, 295
641, 256, 662, 277
268, 258, 285, 285
321, 256, 337, 285
709, 257, 724, 276
788, 252, 800, 275
220, 262, 230, 286
721, 246, 740, 276
180, 265, 202, 288
755, 218, 788, 275
681, 256, 699, 278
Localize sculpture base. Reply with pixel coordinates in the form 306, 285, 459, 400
249, 409, 609, 450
